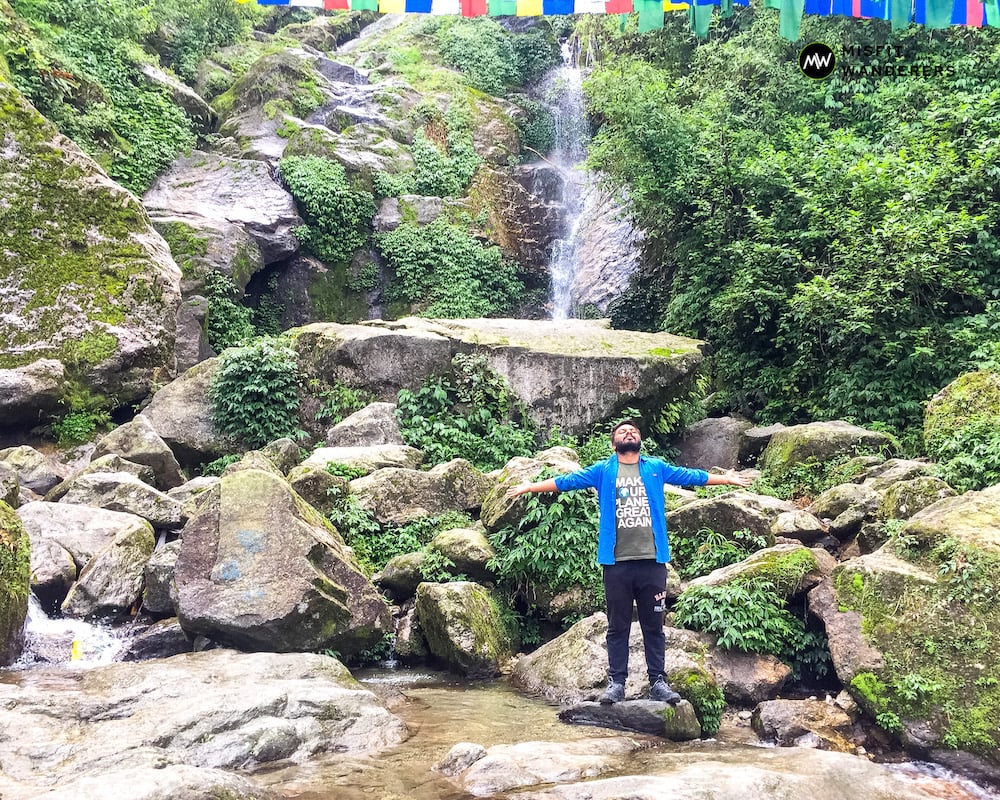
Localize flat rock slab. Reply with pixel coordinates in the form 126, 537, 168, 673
559, 700, 702, 741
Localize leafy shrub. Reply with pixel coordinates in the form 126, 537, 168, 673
278, 156, 376, 264
928, 417, 1000, 493
673, 579, 830, 680
396, 358, 536, 471
377, 217, 524, 318
205, 273, 255, 352
437, 18, 520, 95
52, 409, 111, 446
209, 336, 302, 449
313, 380, 374, 427
5, 0, 198, 192
511, 95, 555, 159
410, 125, 481, 198
671, 528, 769, 580
324, 462, 367, 482
489, 467, 603, 601
199, 454, 241, 476
675, 668, 726, 737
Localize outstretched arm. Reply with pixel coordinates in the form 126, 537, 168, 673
705, 469, 753, 488
505, 478, 559, 498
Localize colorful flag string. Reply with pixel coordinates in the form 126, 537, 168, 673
245, 0, 996, 38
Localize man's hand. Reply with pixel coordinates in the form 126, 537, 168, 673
505, 483, 531, 499
721, 469, 753, 488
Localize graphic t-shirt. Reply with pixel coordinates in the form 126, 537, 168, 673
614, 461, 656, 561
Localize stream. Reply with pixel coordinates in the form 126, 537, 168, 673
252, 666, 1000, 800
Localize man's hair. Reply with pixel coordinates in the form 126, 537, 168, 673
610, 418, 642, 440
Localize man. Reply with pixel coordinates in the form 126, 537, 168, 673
506, 419, 752, 704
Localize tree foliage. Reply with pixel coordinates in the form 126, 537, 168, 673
584, 12, 1000, 449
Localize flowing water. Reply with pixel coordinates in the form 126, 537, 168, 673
250, 667, 1000, 800
538, 47, 590, 321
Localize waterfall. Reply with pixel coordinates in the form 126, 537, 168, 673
537, 45, 644, 321
539, 45, 591, 321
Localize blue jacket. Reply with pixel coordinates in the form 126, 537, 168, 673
554, 455, 709, 565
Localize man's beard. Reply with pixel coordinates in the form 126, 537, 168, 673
614, 439, 641, 454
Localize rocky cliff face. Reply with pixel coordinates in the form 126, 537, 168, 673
0, 78, 181, 423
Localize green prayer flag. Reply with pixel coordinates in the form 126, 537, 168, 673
489, 0, 516, 13
779, 0, 804, 40
635, 0, 665, 31
719, 0, 734, 18
689, 2, 713, 36
351, 0, 378, 9
890, 0, 911, 30
985, 0, 1000, 25
924, 0, 953, 26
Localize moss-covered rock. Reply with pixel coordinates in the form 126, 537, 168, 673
759, 422, 897, 481
415, 580, 513, 678
0, 78, 180, 416
924, 370, 1000, 452
0, 500, 30, 665
822, 486, 1000, 779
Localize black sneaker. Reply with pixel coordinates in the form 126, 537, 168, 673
649, 678, 681, 704
598, 681, 626, 704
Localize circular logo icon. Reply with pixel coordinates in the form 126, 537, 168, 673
799, 42, 836, 80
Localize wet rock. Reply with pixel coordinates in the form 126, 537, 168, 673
144, 540, 181, 616
442, 737, 641, 797
119, 617, 193, 661
0, 650, 406, 793
60, 472, 186, 531
752, 698, 856, 751
175, 469, 390, 655
415, 581, 513, 678
559, 701, 701, 741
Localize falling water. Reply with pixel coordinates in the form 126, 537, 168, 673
540, 44, 591, 321
15, 594, 126, 667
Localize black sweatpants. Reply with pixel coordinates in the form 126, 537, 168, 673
602, 559, 667, 685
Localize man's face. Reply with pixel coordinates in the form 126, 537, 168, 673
612, 423, 642, 454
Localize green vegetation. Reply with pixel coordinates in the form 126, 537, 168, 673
583, 13, 1000, 449
671, 527, 769, 580
278, 155, 377, 265
377, 216, 524, 317
675, 667, 726, 737
395, 354, 536, 469
490, 466, 603, 601
673, 549, 831, 680
208, 335, 302, 449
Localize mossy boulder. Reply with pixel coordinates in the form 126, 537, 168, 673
175, 468, 391, 655
415, 580, 514, 678
924, 370, 1000, 452
819, 485, 1000, 781
759, 422, 897, 480
687, 543, 834, 598
0, 79, 181, 416
0, 501, 30, 665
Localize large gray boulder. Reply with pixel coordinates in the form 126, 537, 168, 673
45, 453, 155, 503
325, 402, 405, 446
139, 358, 230, 466
510, 745, 958, 800
17, 501, 155, 615
1, 80, 180, 415
0, 360, 64, 428
673, 416, 753, 471
302, 444, 423, 475
0, 446, 66, 495
414, 581, 513, 678
292, 318, 705, 438
175, 468, 390, 655
752, 698, 857, 751
666, 491, 794, 544
349, 459, 492, 526
92, 416, 185, 490
687, 543, 836, 597
810, 486, 1000, 784
439, 737, 643, 798
60, 472, 186, 531
143, 150, 301, 266
0, 650, 406, 795
760, 422, 897, 480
